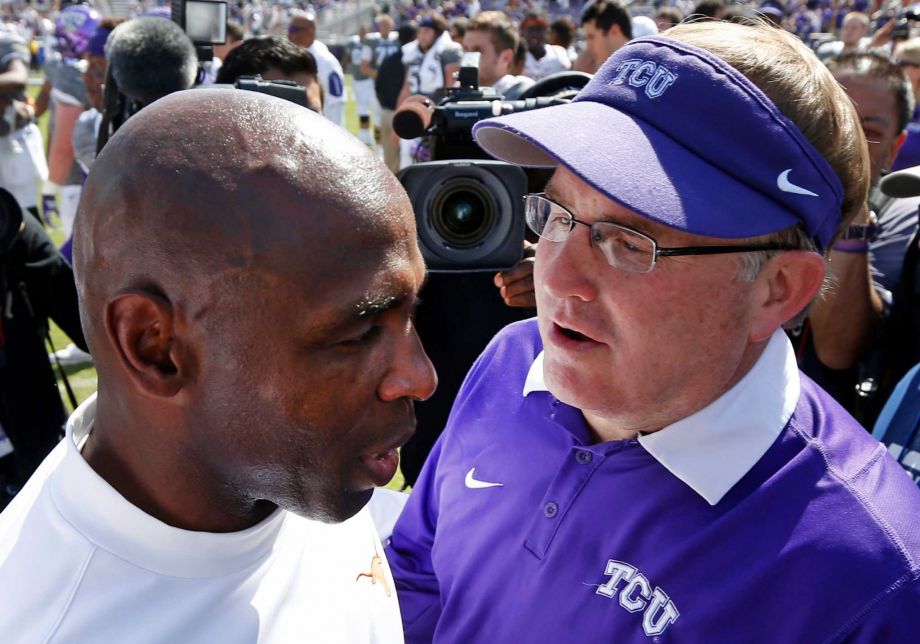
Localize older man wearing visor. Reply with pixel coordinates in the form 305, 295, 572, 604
386, 22, 920, 643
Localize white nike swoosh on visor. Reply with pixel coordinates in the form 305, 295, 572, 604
777, 169, 819, 197
465, 467, 503, 489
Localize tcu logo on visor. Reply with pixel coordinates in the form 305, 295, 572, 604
594, 559, 680, 636
609, 59, 677, 100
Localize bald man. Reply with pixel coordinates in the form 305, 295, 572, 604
0, 89, 435, 643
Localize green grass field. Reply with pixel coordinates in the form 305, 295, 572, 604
37, 76, 407, 490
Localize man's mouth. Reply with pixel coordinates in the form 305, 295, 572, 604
558, 325, 592, 342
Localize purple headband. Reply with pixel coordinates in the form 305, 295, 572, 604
473, 37, 844, 252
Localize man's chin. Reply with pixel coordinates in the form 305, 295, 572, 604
284, 488, 374, 524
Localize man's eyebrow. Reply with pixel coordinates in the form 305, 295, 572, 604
355, 294, 404, 318
543, 183, 656, 236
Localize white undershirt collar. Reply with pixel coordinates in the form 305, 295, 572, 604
51, 393, 286, 578
523, 329, 800, 505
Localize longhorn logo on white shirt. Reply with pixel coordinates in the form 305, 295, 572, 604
594, 559, 680, 636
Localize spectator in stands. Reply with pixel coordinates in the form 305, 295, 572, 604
631, 16, 659, 39
40, 4, 97, 239
0, 88, 434, 642
689, 0, 725, 21
345, 25, 378, 146
463, 11, 534, 98
655, 6, 683, 32
375, 22, 415, 173
815, 11, 870, 61
362, 15, 401, 164
449, 16, 468, 44
0, 24, 46, 223
216, 35, 323, 114
388, 22, 920, 642
893, 37, 920, 171
400, 13, 463, 103
520, 12, 571, 80
581, 0, 632, 73
549, 17, 577, 65
288, 11, 345, 126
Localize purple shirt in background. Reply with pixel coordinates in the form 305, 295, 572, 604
387, 319, 920, 643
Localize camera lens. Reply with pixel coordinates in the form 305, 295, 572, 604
431, 180, 495, 247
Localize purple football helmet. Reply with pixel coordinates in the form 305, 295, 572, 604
55, 4, 101, 58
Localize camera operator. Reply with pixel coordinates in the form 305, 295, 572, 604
216, 35, 323, 114
796, 52, 920, 424
0, 189, 85, 503
462, 12, 534, 99
97, 17, 197, 151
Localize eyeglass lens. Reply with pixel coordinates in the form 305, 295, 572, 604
524, 194, 657, 273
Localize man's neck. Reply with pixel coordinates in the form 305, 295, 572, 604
581, 340, 769, 444
84, 403, 275, 533
530, 44, 545, 59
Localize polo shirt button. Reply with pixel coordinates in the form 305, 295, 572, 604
544, 502, 559, 518
575, 450, 592, 464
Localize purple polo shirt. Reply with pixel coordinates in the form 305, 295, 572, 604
387, 319, 920, 643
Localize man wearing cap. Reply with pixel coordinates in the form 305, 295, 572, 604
386, 23, 920, 642
802, 53, 920, 420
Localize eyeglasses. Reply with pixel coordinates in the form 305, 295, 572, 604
524, 193, 797, 274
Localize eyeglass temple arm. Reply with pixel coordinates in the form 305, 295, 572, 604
656, 244, 793, 258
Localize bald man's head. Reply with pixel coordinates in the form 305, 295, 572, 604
75, 89, 410, 335
73, 89, 434, 527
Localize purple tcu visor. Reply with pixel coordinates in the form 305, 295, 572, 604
473, 37, 844, 252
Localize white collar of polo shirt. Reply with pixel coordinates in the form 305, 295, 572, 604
523, 328, 801, 505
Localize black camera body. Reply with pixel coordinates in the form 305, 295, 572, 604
234, 76, 311, 109
395, 56, 588, 272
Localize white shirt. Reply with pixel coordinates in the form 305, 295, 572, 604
402, 31, 460, 96
523, 44, 571, 81
0, 122, 47, 209
0, 394, 404, 644
309, 40, 346, 125
524, 329, 800, 505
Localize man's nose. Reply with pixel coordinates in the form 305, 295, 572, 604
537, 229, 600, 303
379, 325, 438, 403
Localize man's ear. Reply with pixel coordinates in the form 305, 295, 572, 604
749, 251, 826, 343
499, 46, 515, 72
104, 290, 192, 398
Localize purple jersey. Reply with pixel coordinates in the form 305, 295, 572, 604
387, 319, 920, 643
